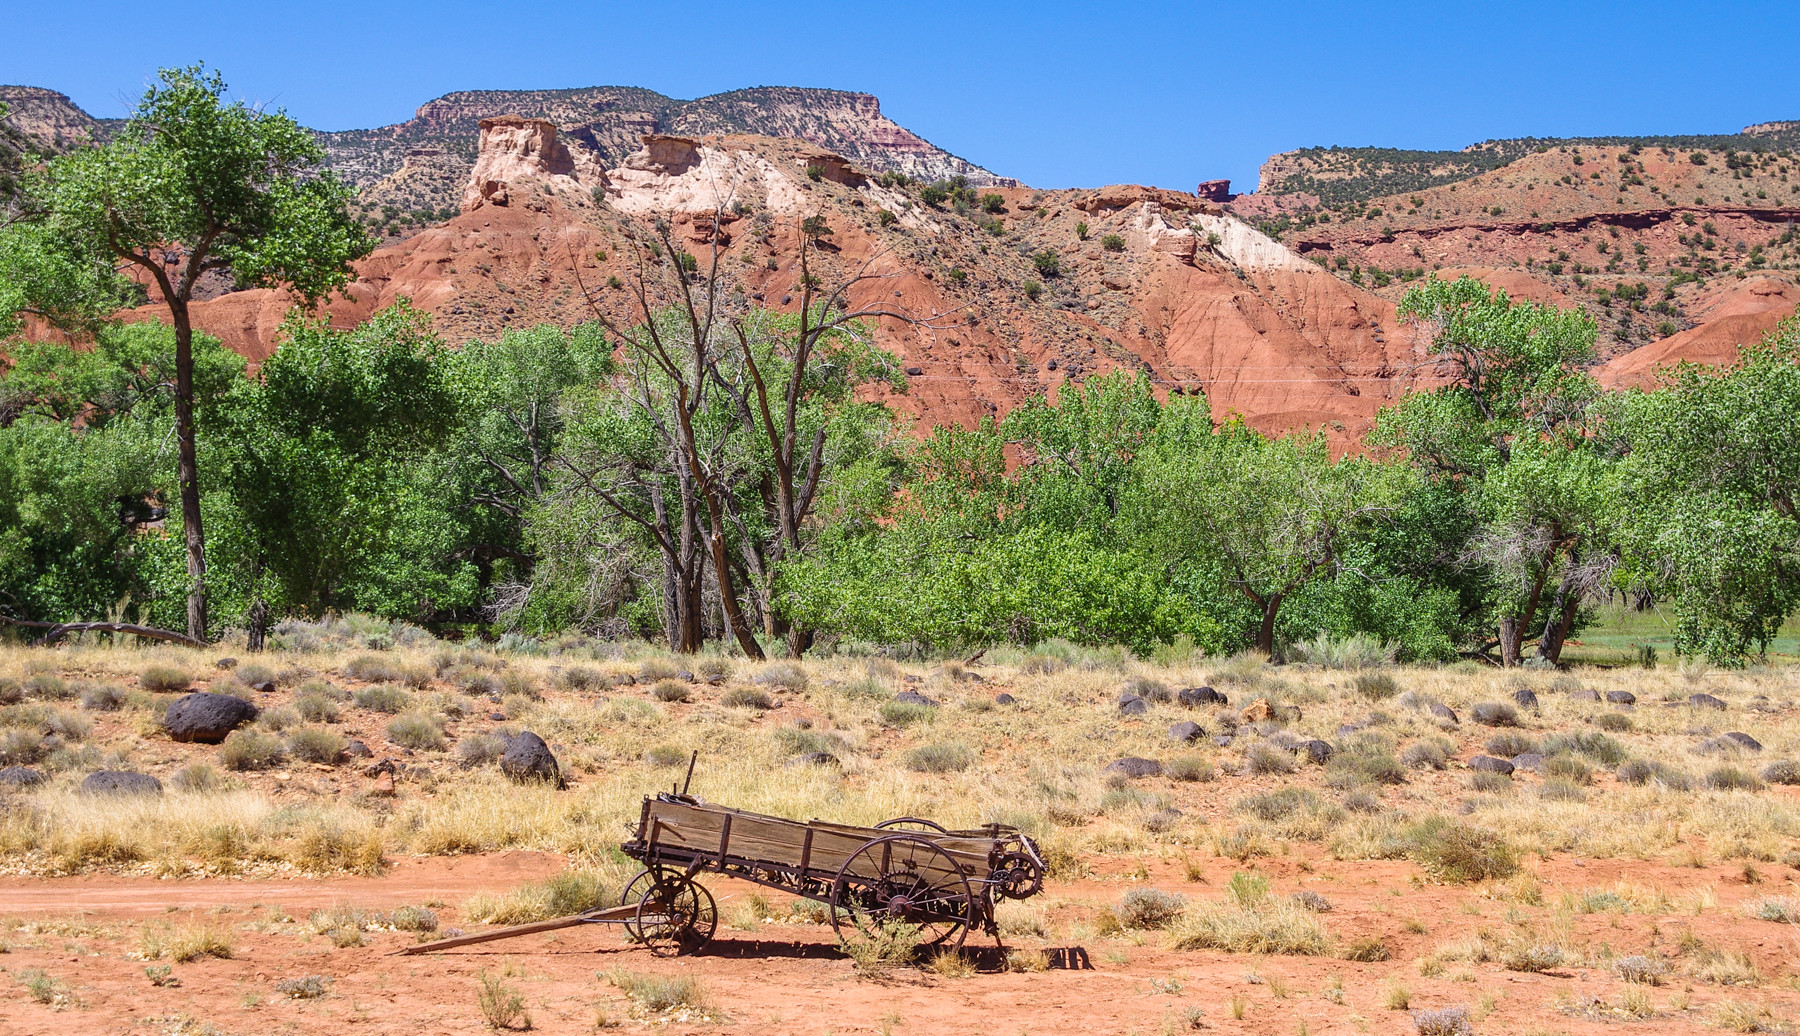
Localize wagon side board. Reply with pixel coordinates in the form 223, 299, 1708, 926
634, 800, 994, 884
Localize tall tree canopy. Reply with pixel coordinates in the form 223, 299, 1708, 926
0, 64, 371, 638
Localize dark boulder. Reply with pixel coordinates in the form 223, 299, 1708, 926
1722, 731, 1763, 752
343, 738, 373, 759
677, 670, 695, 683
1429, 702, 1459, 725
0, 765, 46, 788
1606, 690, 1637, 705
1169, 721, 1205, 743
1297, 739, 1334, 765
1104, 757, 1163, 778
1511, 688, 1540, 709
895, 690, 938, 707
499, 731, 562, 785
994, 693, 1016, 705
1212, 735, 1235, 748
1177, 686, 1228, 708
1467, 755, 1514, 775
1118, 695, 1150, 716
1569, 688, 1602, 702
163, 692, 258, 744
1688, 693, 1728, 711
81, 770, 162, 795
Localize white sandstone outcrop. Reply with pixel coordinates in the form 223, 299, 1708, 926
1190, 213, 1316, 272
1126, 202, 1198, 258
603, 135, 806, 215
462, 115, 607, 212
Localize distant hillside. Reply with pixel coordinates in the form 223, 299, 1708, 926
0, 83, 1002, 232
1258, 123, 1800, 206
0, 86, 120, 202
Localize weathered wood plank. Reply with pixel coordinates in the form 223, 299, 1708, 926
391, 904, 638, 955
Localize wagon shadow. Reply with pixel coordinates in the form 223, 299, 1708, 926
695, 937, 847, 961
961, 945, 1094, 973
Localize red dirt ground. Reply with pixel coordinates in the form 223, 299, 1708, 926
2, 849, 1795, 1035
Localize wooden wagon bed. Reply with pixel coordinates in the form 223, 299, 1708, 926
627, 798, 1000, 886
402, 788, 1045, 957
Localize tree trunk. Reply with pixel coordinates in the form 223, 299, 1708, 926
1538, 564, 1582, 664
677, 566, 704, 653
246, 598, 270, 652
705, 524, 765, 660
1253, 596, 1281, 656
1499, 616, 1521, 667
171, 303, 208, 641
786, 625, 813, 659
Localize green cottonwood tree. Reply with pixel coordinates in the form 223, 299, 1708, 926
3, 65, 370, 638
212, 303, 461, 633
1129, 418, 1413, 655
1377, 275, 1609, 664
1615, 318, 1800, 663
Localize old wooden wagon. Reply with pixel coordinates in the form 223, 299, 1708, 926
403, 786, 1045, 957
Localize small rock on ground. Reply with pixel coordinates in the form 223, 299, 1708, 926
163, 692, 258, 744
1169, 721, 1204, 743
81, 770, 163, 795
1104, 757, 1163, 778
0, 765, 46, 788
788, 751, 840, 768
1178, 686, 1227, 707
499, 731, 563, 784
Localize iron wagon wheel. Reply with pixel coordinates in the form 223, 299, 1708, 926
620, 864, 683, 908
873, 816, 949, 834
626, 876, 717, 957
992, 850, 1045, 900
828, 834, 974, 950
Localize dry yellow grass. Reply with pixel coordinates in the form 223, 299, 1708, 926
0, 634, 1795, 884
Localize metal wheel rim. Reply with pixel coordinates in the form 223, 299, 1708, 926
620, 865, 682, 908
828, 834, 973, 950
874, 816, 949, 834
628, 878, 717, 957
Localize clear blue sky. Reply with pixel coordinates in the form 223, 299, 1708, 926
10, 1, 1800, 193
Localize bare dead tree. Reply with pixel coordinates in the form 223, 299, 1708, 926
718, 222, 957, 657
567, 164, 961, 656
